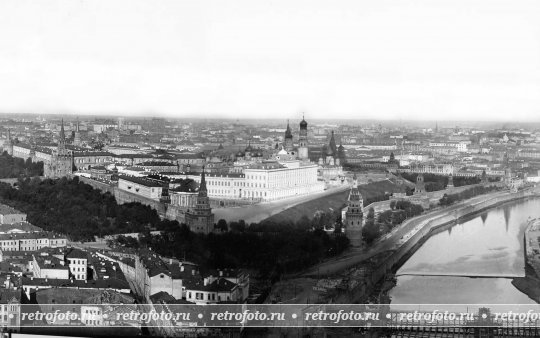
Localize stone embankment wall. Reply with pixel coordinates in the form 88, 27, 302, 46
524, 218, 540, 278
366, 187, 538, 288
79, 176, 171, 219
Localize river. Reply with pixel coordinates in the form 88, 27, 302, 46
388, 198, 540, 311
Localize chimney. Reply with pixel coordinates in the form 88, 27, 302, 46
219, 270, 223, 277
169, 259, 173, 265
180, 266, 184, 272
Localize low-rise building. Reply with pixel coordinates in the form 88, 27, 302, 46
0, 232, 67, 252
0, 205, 26, 224
118, 175, 163, 200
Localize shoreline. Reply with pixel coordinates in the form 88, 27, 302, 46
515, 218, 540, 304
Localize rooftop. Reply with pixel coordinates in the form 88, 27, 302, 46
118, 175, 163, 188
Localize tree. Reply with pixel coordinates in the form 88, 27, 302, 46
215, 219, 228, 232
229, 220, 246, 232
362, 220, 379, 244
366, 207, 375, 221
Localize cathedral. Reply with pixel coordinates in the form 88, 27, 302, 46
44, 119, 73, 178
277, 116, 309, 161
317, 131, 345, 184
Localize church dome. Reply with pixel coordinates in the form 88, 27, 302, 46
299, 117, 308, 129
278, 147, 288, 155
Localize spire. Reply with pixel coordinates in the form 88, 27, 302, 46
60, 119, 66, 140
58, 119, 66, 150
329, 130, 337, 154
76, 117, 80, 132
285, 120, 292, 139
348, 173, 361, 201
199, 166, 207, 197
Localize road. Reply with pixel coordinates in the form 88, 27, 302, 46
213, 172, 389, 224
213, 185, 351, 224
300, 189, 512, 277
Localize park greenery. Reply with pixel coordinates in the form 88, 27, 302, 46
126, 222, 350, 279
0, 175, 348, 278
439, 184, 500, 206
400, 172, 482, 191
0, 151, 43, 178
0, 176, 178, 241
361, 200, 425, 245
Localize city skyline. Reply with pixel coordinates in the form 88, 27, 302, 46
1, 0, 540, 121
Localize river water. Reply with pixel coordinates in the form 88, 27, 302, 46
388, 198, 540, 311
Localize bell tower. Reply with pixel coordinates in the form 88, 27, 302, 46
298, 113, 309, 160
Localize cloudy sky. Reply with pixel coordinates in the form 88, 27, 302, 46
1, 0, 539, 121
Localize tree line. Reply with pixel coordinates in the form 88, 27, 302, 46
400, 172, 481, 191
361, 200, 424, 245
0, 151, 43, 178
0, 176, 178, 241
439, 185, 500, 206
0, 175, 349, 278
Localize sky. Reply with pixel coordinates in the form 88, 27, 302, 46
1, 0, 539, 121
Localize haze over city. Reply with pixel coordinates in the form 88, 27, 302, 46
1, 0, 540, 121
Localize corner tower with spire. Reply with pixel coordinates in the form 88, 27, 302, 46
44, 119, 73, 178
345, 173, 363, 247
185, 166, 215, 234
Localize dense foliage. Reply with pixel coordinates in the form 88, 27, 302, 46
361, 200, 424, 245
0, 175, 349, 277
0, 151, 43, 178
400, 172, 481, 191
0, 177, 178, 241
131, 224, 349, 279
378, 200, 424, 228
439, 185, 500, 206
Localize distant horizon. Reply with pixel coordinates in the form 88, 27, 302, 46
2, 112, 540, 127
1, 0, 539, 121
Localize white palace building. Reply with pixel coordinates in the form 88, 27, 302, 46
182, 159, 324, 202
173, 117, 326, 202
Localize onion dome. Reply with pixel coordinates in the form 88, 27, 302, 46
299, 113, 308, 129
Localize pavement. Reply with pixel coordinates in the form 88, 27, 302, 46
213, 184, 350, 224
213, 172, 389, 224
299, 189, 512, 278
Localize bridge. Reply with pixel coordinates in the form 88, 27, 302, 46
395, 272, 521, 279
